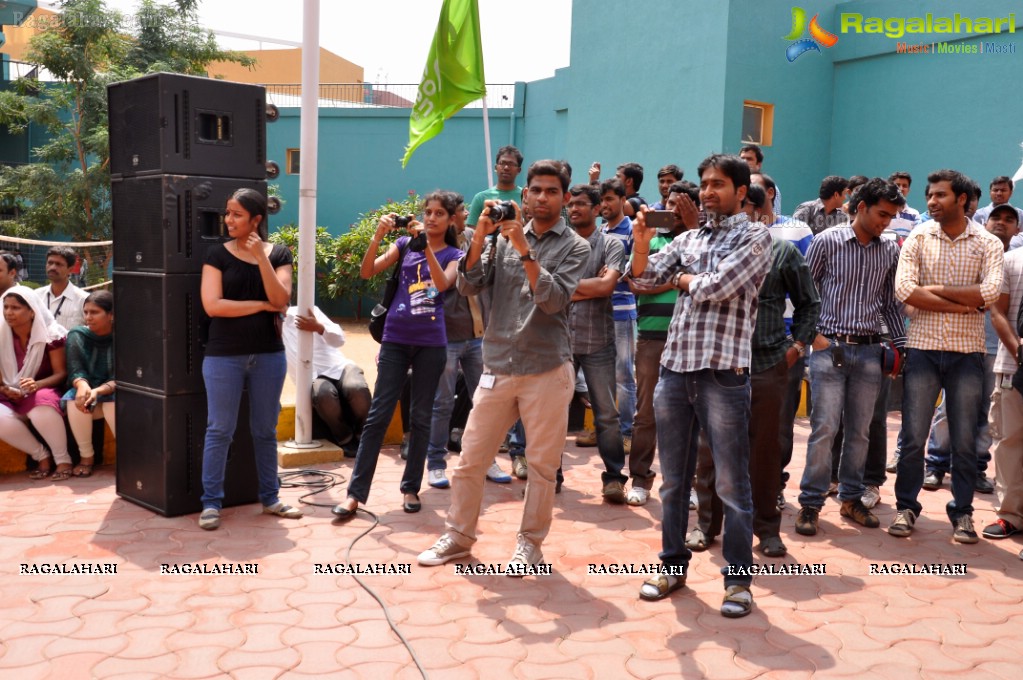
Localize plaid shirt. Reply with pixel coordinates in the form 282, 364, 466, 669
895, 219, 1003, 354
634, 212, 772, 372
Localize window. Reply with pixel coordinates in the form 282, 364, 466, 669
741, 101, 774, 146
287, 148, 300, 174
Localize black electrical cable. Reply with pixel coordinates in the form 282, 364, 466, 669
278, 469, 430, 679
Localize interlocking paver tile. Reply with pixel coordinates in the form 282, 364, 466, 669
216, 646, 301, 674
89, 652, 179, 678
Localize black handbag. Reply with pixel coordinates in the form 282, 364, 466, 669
368, 242, 408, 343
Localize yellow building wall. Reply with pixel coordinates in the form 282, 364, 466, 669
0, 7, 58, 61
208, 47, 364, 101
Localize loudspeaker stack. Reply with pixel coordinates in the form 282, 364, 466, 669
108, 72, 277, 516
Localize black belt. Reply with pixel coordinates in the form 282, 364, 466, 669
825, 333, 883, 345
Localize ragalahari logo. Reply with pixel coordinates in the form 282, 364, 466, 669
784, 7, 839, 61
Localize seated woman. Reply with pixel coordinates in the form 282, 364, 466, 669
0, 286, 70, 480
64, 290, 115, 478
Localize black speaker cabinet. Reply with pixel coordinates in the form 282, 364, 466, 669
112, 175, 266, 274
116, 384, 258, 517
108, 72, 267, 180
114, 272, 205, 395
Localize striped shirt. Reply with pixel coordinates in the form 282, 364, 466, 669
602, 215, 637, 321
895, 219, 1003, 353
634, 212, 772, 372
806, 225, 906, 347
636, 233, 679, 340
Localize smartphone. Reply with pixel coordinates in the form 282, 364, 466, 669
645, 210, 674, 230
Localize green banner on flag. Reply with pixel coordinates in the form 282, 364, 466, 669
401, 0, 486, 167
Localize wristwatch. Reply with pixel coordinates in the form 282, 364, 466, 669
520, 248, 537, 262
792, 341, 807, 357
671, 270, 686, 290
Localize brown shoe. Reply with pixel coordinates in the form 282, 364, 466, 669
575, 430, 597, 447
602, 480, 627, 504
795, 506, 819, 536
840, 499, 880, 528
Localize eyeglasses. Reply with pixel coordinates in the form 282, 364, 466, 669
566, 201, 594, 209
496, 161, 520, 168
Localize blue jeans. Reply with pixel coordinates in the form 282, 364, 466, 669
427, 338, 484, 471
799, 342, 883, 509
201, 352, 288, 510
575, 342, 626, 485
614, 318, 637, 437
924, 353, 995, 475
654, 367, 754, 588
895, 350, 983, 520
507, 420, 526, 459
347, 342, 446, 503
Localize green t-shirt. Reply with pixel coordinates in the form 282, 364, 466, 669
636, 233, 679, 340
467, 186, 522, 226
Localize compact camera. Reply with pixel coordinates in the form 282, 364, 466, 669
393, 214, 414, 229
487, 201, 517, 223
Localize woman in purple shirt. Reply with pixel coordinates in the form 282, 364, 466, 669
333, 191, 463, 518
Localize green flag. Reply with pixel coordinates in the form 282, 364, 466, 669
402, 0, 486, 167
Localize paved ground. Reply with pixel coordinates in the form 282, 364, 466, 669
2, 322, 1022, 679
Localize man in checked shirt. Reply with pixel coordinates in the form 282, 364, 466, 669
630, 154, 772, 618
890, 169, 1004, 543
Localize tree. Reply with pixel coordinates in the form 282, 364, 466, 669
0, 0, 254, 241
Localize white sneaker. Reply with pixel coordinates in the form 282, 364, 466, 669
627, 487, 649, 506
418, 534, 470, 566
861, 485, 881, 509
486, 462, 512, 483
507, 534, 544, 576
428, 469, 450, 488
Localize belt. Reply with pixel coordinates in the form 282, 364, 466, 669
825, 334, 883, 345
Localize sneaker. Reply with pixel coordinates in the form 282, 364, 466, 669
840, 499, 880, 528
198, 508, 220, 531
626, 486, 649, 506
575, 430, 597, 447
418, 534, 470, 566
602, 480, 627, 504
827, 481, 839, 496
622, 435, 632, 455
428, 469, 450, 489
885, 452, 900, 474
689, 488, 698, 510
507, 534, 544, 576
888, 509, 917, 537
975, 473, 994, 494
952, 514, 979, 544
262, 502, 303, 519
922, 471, 943, 490
982, 518, 1020, 539
861, 485, 881, 509
512, 456, 528, 480
776, 490, 786, 511
795, 506, 819, 536
486, 462, 512, 484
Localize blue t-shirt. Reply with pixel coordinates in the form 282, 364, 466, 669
603, 215, 637, 321
382, 236, 464, 347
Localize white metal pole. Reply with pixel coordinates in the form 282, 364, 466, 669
482, 95, 493, 188
291, 0, 321, 446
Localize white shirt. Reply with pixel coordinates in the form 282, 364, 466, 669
282, 306, 353, 382
35, 282, 89, 331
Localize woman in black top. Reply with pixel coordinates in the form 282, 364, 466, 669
197, 188, 302, 530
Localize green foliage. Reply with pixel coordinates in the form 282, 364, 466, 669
0, 0, 253, 242
267, 192, 423, 318
268, 224, 337, 301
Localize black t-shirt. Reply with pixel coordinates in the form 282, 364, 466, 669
203, 243, 293, 356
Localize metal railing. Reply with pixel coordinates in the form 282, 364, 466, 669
263, 83, 515, 109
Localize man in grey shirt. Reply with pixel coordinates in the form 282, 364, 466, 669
418, 160, 590, 573
565, 183, 628, 503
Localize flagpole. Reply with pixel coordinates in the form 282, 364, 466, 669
482, 95, 493, 188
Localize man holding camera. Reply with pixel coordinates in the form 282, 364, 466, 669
630, 154, 772, 618
418, 160, 589, 572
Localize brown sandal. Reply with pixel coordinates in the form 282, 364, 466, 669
28, 459, 53, 480
73, 457, 95, 477
51, 465, 73, 482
